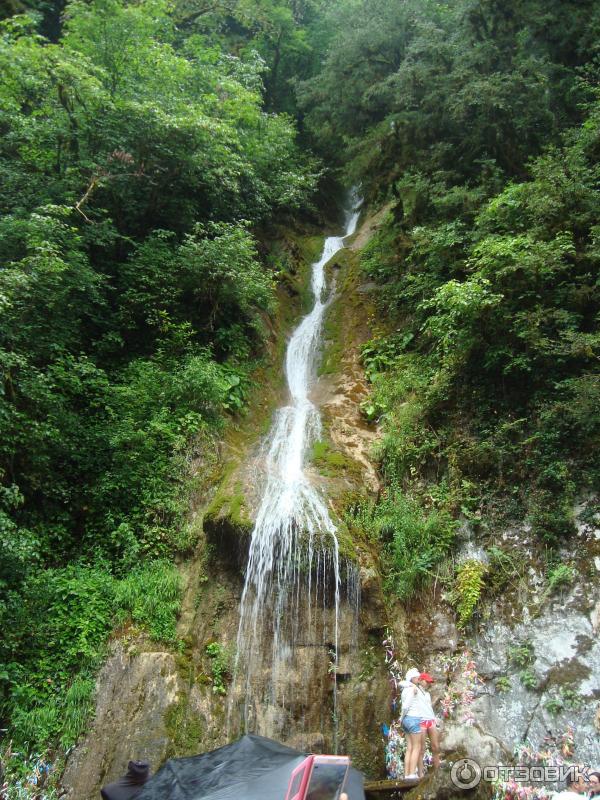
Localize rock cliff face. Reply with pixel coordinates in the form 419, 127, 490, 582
471, 590, 599, 762
406, 503, 600, 775
60, 212, 398, 800
61, 645, 183, 794
60, 208, 599, 800
61, 510, 396, 799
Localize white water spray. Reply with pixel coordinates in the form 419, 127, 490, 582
232, 197, 361, 741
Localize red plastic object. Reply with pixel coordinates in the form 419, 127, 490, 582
285, 754, 350, 800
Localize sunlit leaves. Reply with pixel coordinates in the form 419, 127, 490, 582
421, 276, 503, 359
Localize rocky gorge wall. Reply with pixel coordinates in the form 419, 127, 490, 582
60, 206, 599, 800
60, 211, 401, 799
403, 502, 600, 780
329, 208, 600, 779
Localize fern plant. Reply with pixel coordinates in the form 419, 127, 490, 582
450, 559, 487, 629
205, 642, 230, 696
547, 563, 575, 593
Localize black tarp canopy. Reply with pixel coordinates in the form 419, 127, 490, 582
135, 734, 366, 800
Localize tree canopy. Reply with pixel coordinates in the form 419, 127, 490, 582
302, 0, 600, 587
0, 0, 320, 767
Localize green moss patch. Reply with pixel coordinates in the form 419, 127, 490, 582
310, 439, 361, 480
164, 697, 205, 757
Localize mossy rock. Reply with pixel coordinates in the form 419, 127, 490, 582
310, 439, 362, 479
199, 224, 326, 570
270, 228, 324, 316
203, 516, 252, 571
204, 471, 254, 570
164, 696, 205, 758
319, 297, 345, 377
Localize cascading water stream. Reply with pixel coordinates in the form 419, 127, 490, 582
231, 197, 361, 744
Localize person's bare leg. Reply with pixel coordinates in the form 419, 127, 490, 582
428, 727, 440, 768
406, 733, 423, 777
404, 736, 412, 777
416, 732, 425, 776
417, 732, 425, 777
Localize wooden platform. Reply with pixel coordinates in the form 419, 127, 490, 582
364, 778, 421, 799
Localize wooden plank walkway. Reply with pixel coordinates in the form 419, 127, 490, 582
364, 778, 421, 799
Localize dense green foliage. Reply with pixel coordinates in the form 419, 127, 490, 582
172, 0, 331, 115
0, 0, 320, 765
351, 488, 457, 599
302, 0, 600, 594
301, 0, 599, 179
4, 562, 181, 748
358, 110, 600, 540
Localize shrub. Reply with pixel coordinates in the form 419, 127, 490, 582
359, 489, 457, 599
486, 545, 522, 593
546, 563, 575, 594
204, 642, 230, 696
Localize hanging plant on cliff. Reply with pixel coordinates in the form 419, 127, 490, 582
448, 559, 488, 630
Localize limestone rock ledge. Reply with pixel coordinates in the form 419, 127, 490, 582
61, 643, 182, 798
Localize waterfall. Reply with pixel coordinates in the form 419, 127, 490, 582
231, 197, 361, 745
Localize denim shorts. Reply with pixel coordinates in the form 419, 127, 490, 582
401, 715, 422, 734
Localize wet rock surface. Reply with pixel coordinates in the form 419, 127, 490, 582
60, 211, 396, 798
61, 554, 395, 798
405, 764, 493, 800
310, 220, 383, 504
411, 505, 600, 772
61, 644, 183, 799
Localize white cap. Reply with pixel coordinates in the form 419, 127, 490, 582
405, 667, 420, 682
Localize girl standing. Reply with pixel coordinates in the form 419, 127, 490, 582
416, 672, 441, 773
399, 668, 425, 780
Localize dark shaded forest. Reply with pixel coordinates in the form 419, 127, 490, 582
299, 0, 600, 599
